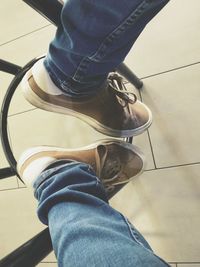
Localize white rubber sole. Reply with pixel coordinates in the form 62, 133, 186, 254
21, 69, 152, 138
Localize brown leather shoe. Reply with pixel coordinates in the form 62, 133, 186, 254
21, 59, 152, 137
17, 139, 145, 194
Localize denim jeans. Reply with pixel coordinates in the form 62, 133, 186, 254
34, 162, 170, 267
44, 0, 169, 95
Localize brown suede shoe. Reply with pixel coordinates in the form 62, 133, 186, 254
17, 139, 145, 194
21, 59, 152, 137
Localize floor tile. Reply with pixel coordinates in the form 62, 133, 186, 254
0, 26, 56, 115
0, 188, 56, 261
18, 178, 27, 189
0, 1, 49, 45
140, 64, 200, 168
0, 73, 13, 112
0, 141, 18, 190
42, 252, 57, 263
0, 176, 18, 191
0, 71, 35, 116
110, 164, 200, 263
0, 25, 55, 66
0, 142, 9, 168
8, 109, 110, 155
133, 132, 154, 170
125, 0, 200, 77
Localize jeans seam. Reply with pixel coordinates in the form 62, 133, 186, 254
122, 215, 151, 250
73, 0, 152, 81
121, 215, 171, 266
90, 0, 150, 61
72, 57, 92, 81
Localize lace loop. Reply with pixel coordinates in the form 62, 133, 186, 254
108, 73, 137, 107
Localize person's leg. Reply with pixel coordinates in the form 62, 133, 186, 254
17, 140, 170, 267
45, 0, 169, 92
36, 163, 169, 267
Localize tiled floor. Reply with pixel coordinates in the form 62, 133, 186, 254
1, 0, 200, 266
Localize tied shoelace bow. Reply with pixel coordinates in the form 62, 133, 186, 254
108, 73, 137, 107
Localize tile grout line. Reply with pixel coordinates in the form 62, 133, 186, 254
140, 61, 200, 80
145, 160, 200, 172
0, 24, 52, 47
138, 90, 157, 170
8, 108, 37, 117
146, 129, 157, 169
0, 186, 22, 192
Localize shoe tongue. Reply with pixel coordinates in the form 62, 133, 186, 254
95, 143, 122, 183
95, 145, 108, 178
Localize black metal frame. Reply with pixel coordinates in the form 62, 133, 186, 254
0, 0, 143, 266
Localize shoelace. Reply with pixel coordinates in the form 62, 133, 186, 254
108, 73, 137, 107
95, 145, 121, 184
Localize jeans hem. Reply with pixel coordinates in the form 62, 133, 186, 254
44, 56, 107, 96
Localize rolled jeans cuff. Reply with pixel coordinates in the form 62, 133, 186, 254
33, 162, 108, 225
44, 56, 107, 97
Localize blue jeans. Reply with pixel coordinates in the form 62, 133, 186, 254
44, 0, 169, 95
34, 162, 170, 267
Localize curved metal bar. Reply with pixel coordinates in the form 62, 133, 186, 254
117, 63, 143, 89
0, 56, 44, 180
0, 59, 22, 75
0, 228, 52, 267
0, 167, 16, 179
22, 0, 62, 26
